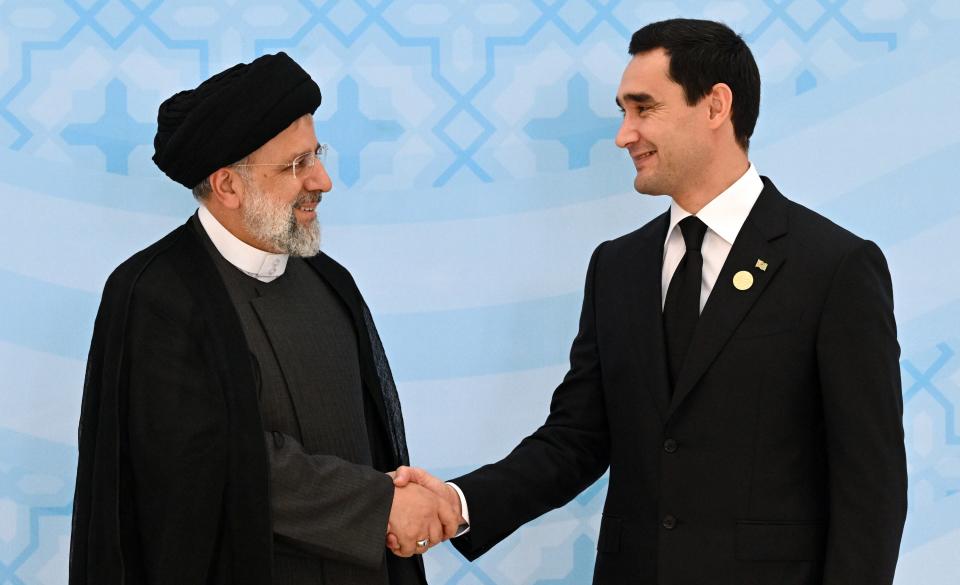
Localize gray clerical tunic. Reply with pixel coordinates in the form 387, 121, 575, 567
205, 230, 394, 585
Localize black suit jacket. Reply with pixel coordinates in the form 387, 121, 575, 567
451, 178, 907, 585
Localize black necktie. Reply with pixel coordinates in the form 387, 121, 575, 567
663, 216, 708, 390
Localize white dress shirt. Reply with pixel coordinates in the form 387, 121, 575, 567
661, 164, 763, 312
452, 164, 763, 535
197, 205, 289, 282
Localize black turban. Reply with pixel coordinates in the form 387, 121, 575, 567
153, 52, 322, 189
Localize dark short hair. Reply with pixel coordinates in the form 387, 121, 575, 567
629, 18, 760, 151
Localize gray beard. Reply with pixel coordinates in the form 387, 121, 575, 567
241, 183, 321, 257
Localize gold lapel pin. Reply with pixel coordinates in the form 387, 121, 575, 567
733, 270, 754, 291
755, 259, 768, 271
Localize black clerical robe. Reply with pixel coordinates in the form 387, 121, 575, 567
70, 216, 423, 585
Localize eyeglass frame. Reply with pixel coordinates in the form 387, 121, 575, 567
233, 144, 330, 179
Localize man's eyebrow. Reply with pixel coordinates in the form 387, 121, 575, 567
287, 142, 321, 161
620, 92, 656, 105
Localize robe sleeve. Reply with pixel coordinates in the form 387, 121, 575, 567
125, 271, 232, 584
265, 430, 395, 569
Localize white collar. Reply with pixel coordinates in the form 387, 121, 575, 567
197, 204, 289, 283
665, 163, 764, 246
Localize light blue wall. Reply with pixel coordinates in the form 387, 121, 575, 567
1, 1, 958, 583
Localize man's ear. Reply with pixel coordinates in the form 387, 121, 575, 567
209, 168, 244, 210
706, 82, 734, 129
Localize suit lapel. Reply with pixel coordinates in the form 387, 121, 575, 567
667, 179, 789, 420
622, 213, 672, 422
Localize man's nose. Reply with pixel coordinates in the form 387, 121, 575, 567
303, 160, 333, 193
614, 120, 637, 149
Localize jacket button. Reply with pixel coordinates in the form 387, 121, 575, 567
662, 515, 677, 530
663, 438, 678, 453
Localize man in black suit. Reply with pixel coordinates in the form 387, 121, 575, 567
391, 18, 907, 584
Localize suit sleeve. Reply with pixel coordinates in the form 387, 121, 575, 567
126, 280, 394, 578
816, 240, 907, 585
451, 243, 611, 560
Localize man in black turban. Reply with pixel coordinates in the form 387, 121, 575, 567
70, 52, 458, 585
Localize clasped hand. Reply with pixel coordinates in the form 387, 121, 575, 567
385, 466, 463, 557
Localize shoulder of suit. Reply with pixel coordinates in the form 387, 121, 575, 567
602, 209, 669, 252
778, 193, 870, 258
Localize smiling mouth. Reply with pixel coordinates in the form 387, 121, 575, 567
633, 150, 656, 161
294, 193, 322, 213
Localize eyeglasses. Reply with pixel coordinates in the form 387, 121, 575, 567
234, 144, 329, 178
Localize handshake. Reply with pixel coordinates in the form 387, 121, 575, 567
385, 466, 464, 557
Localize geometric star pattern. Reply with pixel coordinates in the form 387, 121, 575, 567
61, 79, 154, 175
3, 2, 958, 585
315, 76, 404, 187
525, 73, 620, 170
1, 0, 900, 183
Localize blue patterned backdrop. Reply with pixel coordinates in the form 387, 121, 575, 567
2, 0, 959, 583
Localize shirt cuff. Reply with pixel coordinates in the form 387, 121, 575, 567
446, 482, 471, 537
